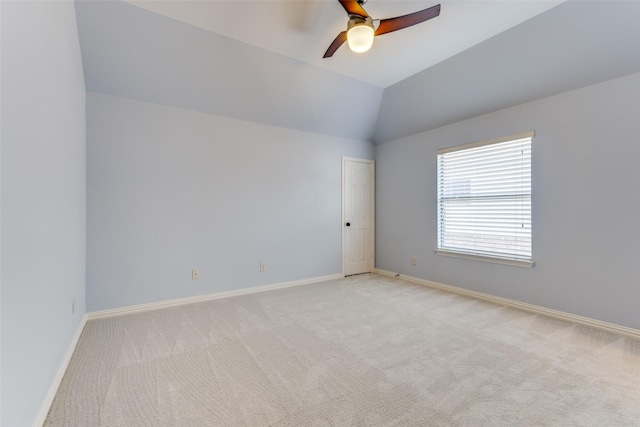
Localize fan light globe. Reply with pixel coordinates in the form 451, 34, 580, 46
347, 23, 374, 53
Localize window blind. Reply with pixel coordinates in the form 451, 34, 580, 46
437, 132, 532, 262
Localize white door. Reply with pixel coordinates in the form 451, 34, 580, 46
342, 157, 374, 276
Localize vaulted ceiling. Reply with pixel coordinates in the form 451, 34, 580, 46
122, 0, 564, 89
75, 0, 640, 143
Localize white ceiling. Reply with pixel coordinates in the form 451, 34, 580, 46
124, 0, 565, 88
77, 1, 640, 142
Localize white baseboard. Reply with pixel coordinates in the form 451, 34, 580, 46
35, 273, 342, 425
40, 269, 637, 426
87, 273, 343, 320
33, 315, 88, 427
374, 268, 640, 339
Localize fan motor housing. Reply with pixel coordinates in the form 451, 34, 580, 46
347, 15, 374, 31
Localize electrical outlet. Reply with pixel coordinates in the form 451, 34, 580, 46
411, 257, 417, 265
192, 269, 200, 279
260, 262, 267, 272
72, 298, 76, 314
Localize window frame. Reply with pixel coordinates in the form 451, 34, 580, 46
435, 131, 534, 268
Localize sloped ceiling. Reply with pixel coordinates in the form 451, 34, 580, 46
373, 0, 640, 143
76, 0, 383, 141
75, 1, 640, 143
122, 0, 563, 89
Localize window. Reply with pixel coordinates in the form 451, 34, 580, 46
436, 131, 533, 267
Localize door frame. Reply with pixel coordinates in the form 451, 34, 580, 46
342, 157, 375, 276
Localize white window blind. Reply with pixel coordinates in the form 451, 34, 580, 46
437, 132, 533, 265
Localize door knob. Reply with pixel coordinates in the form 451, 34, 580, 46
346, 222, 351, 227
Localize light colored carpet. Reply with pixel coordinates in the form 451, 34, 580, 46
45, 274, 640, 426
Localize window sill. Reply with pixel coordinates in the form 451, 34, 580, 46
435, 249, 534, 268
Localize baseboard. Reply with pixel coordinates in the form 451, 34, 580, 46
87, 273, 344, 320
34, 274, 342, 425
39, 270, 638, 426
33, 315, 88, 427
374, 268, 640, 339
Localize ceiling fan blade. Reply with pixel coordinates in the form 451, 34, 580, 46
338, 0, 369, 18
375, 4, 440, 37
323, 31, 348, 58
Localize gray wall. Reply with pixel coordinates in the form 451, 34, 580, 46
376, 72, 640, 329
86, 92, 374, 312
1, 1, 86, 426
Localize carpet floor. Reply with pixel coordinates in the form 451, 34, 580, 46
45, 274, 640, 426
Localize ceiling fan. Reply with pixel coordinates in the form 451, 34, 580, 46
323, 0, 441, 58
